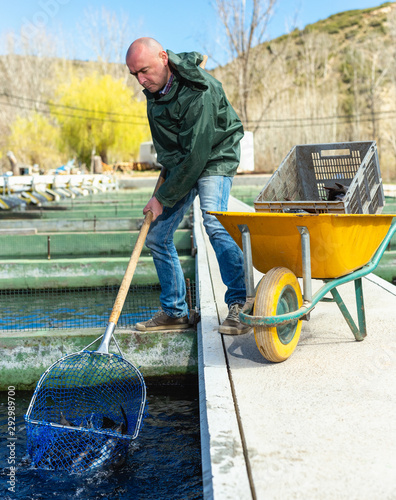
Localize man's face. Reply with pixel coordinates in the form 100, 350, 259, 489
126, 47, 170, 93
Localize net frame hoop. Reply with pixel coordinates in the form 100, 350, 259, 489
24, 417, 135, 441
25, 349, 147, 441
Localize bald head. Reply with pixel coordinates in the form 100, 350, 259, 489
126, 37, 163, 60
126, 38, 171, 93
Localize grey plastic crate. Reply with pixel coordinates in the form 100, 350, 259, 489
254, 141, 385, 214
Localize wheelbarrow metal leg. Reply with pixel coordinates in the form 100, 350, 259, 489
297, 226, 312, 303
238, 224, 255, 299
297, 227, 312, 321
354, 278, 367, 339
329, 282, 367, 341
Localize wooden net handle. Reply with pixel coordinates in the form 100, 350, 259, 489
108, 171, 166, 325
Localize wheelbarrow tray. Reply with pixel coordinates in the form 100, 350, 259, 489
209, 212, 395, 279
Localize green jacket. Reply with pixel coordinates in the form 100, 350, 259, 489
143, 50, 244, 208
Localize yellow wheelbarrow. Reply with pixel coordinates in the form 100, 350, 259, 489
209, 212, 396, 363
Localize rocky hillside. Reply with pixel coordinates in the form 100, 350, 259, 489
214, 2, 396, 180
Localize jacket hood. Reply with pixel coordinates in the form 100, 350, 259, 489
167, 50, 208, 89
143, 50, 209, 100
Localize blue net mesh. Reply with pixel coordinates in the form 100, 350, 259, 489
24, 350, 146, 472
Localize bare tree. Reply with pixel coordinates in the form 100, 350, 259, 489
0, 29, 64, 129
347, 35, 391, 163
212, 0, 278, 126
382, 5, 396, 180
77, 7, 136, 81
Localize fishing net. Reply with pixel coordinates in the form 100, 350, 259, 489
24, 349, 146, 472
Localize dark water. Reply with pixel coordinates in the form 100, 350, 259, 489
0, 381, 203, 500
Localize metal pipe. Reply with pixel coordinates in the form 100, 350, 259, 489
354, 278, 367, 339
238, 224, 255, 299
297, 226, 312, 304
186, 278, 193, 310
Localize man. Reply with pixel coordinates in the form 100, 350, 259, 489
125, 37, 249, 335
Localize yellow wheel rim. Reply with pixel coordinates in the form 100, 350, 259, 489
254, 267, 303, 362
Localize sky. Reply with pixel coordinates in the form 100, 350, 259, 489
0, 0, 391, 68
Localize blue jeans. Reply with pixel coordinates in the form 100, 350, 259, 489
145, 175, 246, 317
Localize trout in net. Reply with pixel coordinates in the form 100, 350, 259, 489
24, 340, 146, 472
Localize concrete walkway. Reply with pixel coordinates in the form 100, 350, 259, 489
196, 197, 396, 499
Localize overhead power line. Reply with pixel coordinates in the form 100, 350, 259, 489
2, 92, 396, 129
246, 109, 396, 125
0, 92, 146, 120
247, 111, 396, 129
1, 92, 147, 119
0, 98, 148, 126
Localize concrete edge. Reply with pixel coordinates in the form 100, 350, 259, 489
364, 272, 396, 295
194, 198, 252, 500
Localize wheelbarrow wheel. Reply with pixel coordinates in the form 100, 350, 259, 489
254, 267, 303, 362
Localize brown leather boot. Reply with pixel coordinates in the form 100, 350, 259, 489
135, 310, 189, 332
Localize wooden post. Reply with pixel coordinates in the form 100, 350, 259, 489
7, 151, 19, 175
93, 155, 102, 174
